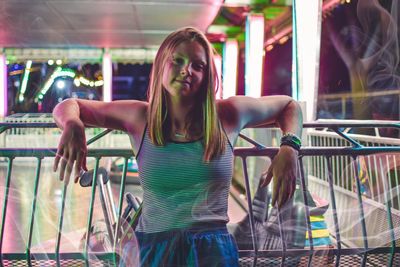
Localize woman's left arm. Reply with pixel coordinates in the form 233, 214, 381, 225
222, 95, 303, 207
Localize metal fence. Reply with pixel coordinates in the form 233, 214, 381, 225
0, 120, 399, 266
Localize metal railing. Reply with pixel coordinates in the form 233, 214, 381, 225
307, 123, 400, 210
0, 120, 399, 266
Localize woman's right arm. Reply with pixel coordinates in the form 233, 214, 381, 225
52, 98, 147, 184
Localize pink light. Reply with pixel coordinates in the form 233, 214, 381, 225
214, 54, 222, 99
222, 39, 238, 99
102, 50, 112, 102
0, 53, 7, 117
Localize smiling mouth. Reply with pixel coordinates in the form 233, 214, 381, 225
175, 80, 191, 86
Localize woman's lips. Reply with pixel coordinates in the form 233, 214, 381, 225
175, 79, 191, 86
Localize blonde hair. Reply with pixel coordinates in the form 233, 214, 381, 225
147, 27, 226, 161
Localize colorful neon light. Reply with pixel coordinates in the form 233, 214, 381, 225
222, 39, 238, 99
19, 60, 32, 102
0, 53, 7, 117
245, 14, 265, 97
292, 0, 323, 121
35, 67, 76, 101
102, 50, 112, 102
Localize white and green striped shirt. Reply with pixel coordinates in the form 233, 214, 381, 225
134, 127, 234, 233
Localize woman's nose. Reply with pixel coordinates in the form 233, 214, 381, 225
180, 64, 192, 76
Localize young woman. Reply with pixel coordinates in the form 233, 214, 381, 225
53, 27, 303, 266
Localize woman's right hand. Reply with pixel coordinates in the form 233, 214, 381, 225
53, 120, 88, 185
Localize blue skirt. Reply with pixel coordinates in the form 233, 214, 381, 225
119, 223, 239, 267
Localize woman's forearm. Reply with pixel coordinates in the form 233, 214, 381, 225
53, 99, 83, 130
276, 99, 303, 137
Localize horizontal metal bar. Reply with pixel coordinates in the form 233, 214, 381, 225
0, 148, 134, 158
0, 122, 56, 128
302, 120, 400, 128
1, 120, 399, 129
1, 146, 399, 158
1, 252, 116, 261
234, 146, 400, 157
239, 246, 400, 258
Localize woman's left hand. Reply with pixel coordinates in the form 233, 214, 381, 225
260, 145, 299, 208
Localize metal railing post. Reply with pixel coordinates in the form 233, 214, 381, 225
25, 157, 42, 266
241, 156, 258, 267
0, 157, 13, 267
84, 158, 100, 266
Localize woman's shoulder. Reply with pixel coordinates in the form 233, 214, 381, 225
109, 99, 148, 135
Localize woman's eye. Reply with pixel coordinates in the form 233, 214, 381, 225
172, 57, 183, 64
193, 63, 204, 71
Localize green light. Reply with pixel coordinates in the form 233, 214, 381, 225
36, 67, 76, 98
19, 60, 32, 102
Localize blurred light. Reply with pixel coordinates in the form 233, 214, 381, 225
36, 67, 76, 100
14, 80, 20, 87
89, 81, 94, 87
88, 93, 94, 100
72, 92, 78, 98
5, 60, 9, 65
214, 54, 222, 99
56, 80, 66, 89
79, 77, 90, 86
0, 54, 7, 117
279, 36, 289, 44
56, 59, 62, 65
266, 45, 274, 51
74, 78, 81, 87
48, 59, 54, 65
245, 14, 265, 97
293, 0, 322, 121
222, 39, 238, 99
224, 0, 251, 5
58, 97, 63, 103
19, 60, 33, 102
102, 50, 112, 102
94, 80, 104, 87
38, 94, 43, 99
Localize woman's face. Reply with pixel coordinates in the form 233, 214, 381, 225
162, 41, 207, 100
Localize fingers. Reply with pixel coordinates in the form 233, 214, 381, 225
58, 151, 68, 181
272, 174, 297, 208
290, 177, 296, 200
74, 152, 83, 183
64, 152, 75, 185
83, 156, 88, 171
53, 146, 63, 172
278, 181, 286, 208
74, 150, 87, 183
260, 165, 273, 188
271, 175, 283, 207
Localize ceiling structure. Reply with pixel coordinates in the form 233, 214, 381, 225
0, 0, 343, 61
0, 0, 223, 48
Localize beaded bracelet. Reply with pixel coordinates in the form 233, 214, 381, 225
280, 132, 301, 151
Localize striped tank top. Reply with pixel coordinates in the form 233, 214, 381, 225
133, 126, 234, 233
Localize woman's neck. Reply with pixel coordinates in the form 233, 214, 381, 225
167, 96, 193, 130
167, 98, 202, 140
